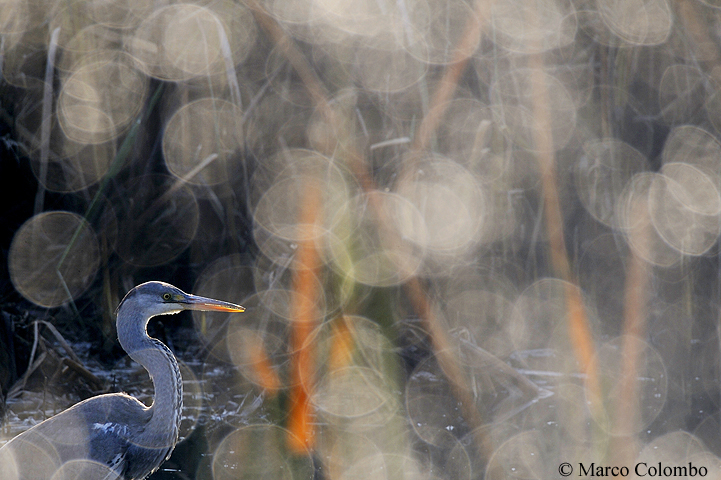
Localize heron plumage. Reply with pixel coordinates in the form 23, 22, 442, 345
0, 282, 243, 480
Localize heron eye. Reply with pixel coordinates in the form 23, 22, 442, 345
162, 293, 172, 301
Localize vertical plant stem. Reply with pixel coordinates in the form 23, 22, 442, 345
287, 180, 322, 453
34, 27, 61, 215
526, 43, 602, 415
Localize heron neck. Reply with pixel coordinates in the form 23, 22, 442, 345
116, 307, 182, 449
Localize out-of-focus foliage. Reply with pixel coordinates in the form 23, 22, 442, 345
1, 0, 721, 479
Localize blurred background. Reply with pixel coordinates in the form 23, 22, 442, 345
2, 0, 721, 478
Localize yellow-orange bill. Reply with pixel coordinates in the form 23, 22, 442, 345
184, 295, 245, 312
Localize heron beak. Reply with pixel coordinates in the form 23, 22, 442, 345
182, 294, 245, 313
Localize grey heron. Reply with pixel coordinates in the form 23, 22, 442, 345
0, 281, 244, 480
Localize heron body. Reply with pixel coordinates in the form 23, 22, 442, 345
0, 281, 244, 480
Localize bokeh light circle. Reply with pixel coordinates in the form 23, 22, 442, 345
29, 138, 117, 193
587, 335, 667, 436
127, 2, 257, 81
9, 211, 100, 308
50, 459, 119, 480
485, 430, 555, 480
491, 69, 576, 152
574, 138, 647, 227
615, 172, 683, 267
661, 125, 721, 188
57, 51, 147, 145
163, 98, 243, 187
649, 163, 721, 257
489, 0, 577, 54
396, 154, 485, 260
327, 191, 427, 287
597, 0, 672, 46
212, 424, 314, 480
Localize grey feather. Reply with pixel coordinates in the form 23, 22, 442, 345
0, 282, 243, 480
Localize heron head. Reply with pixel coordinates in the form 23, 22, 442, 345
117, 281, 245, 318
